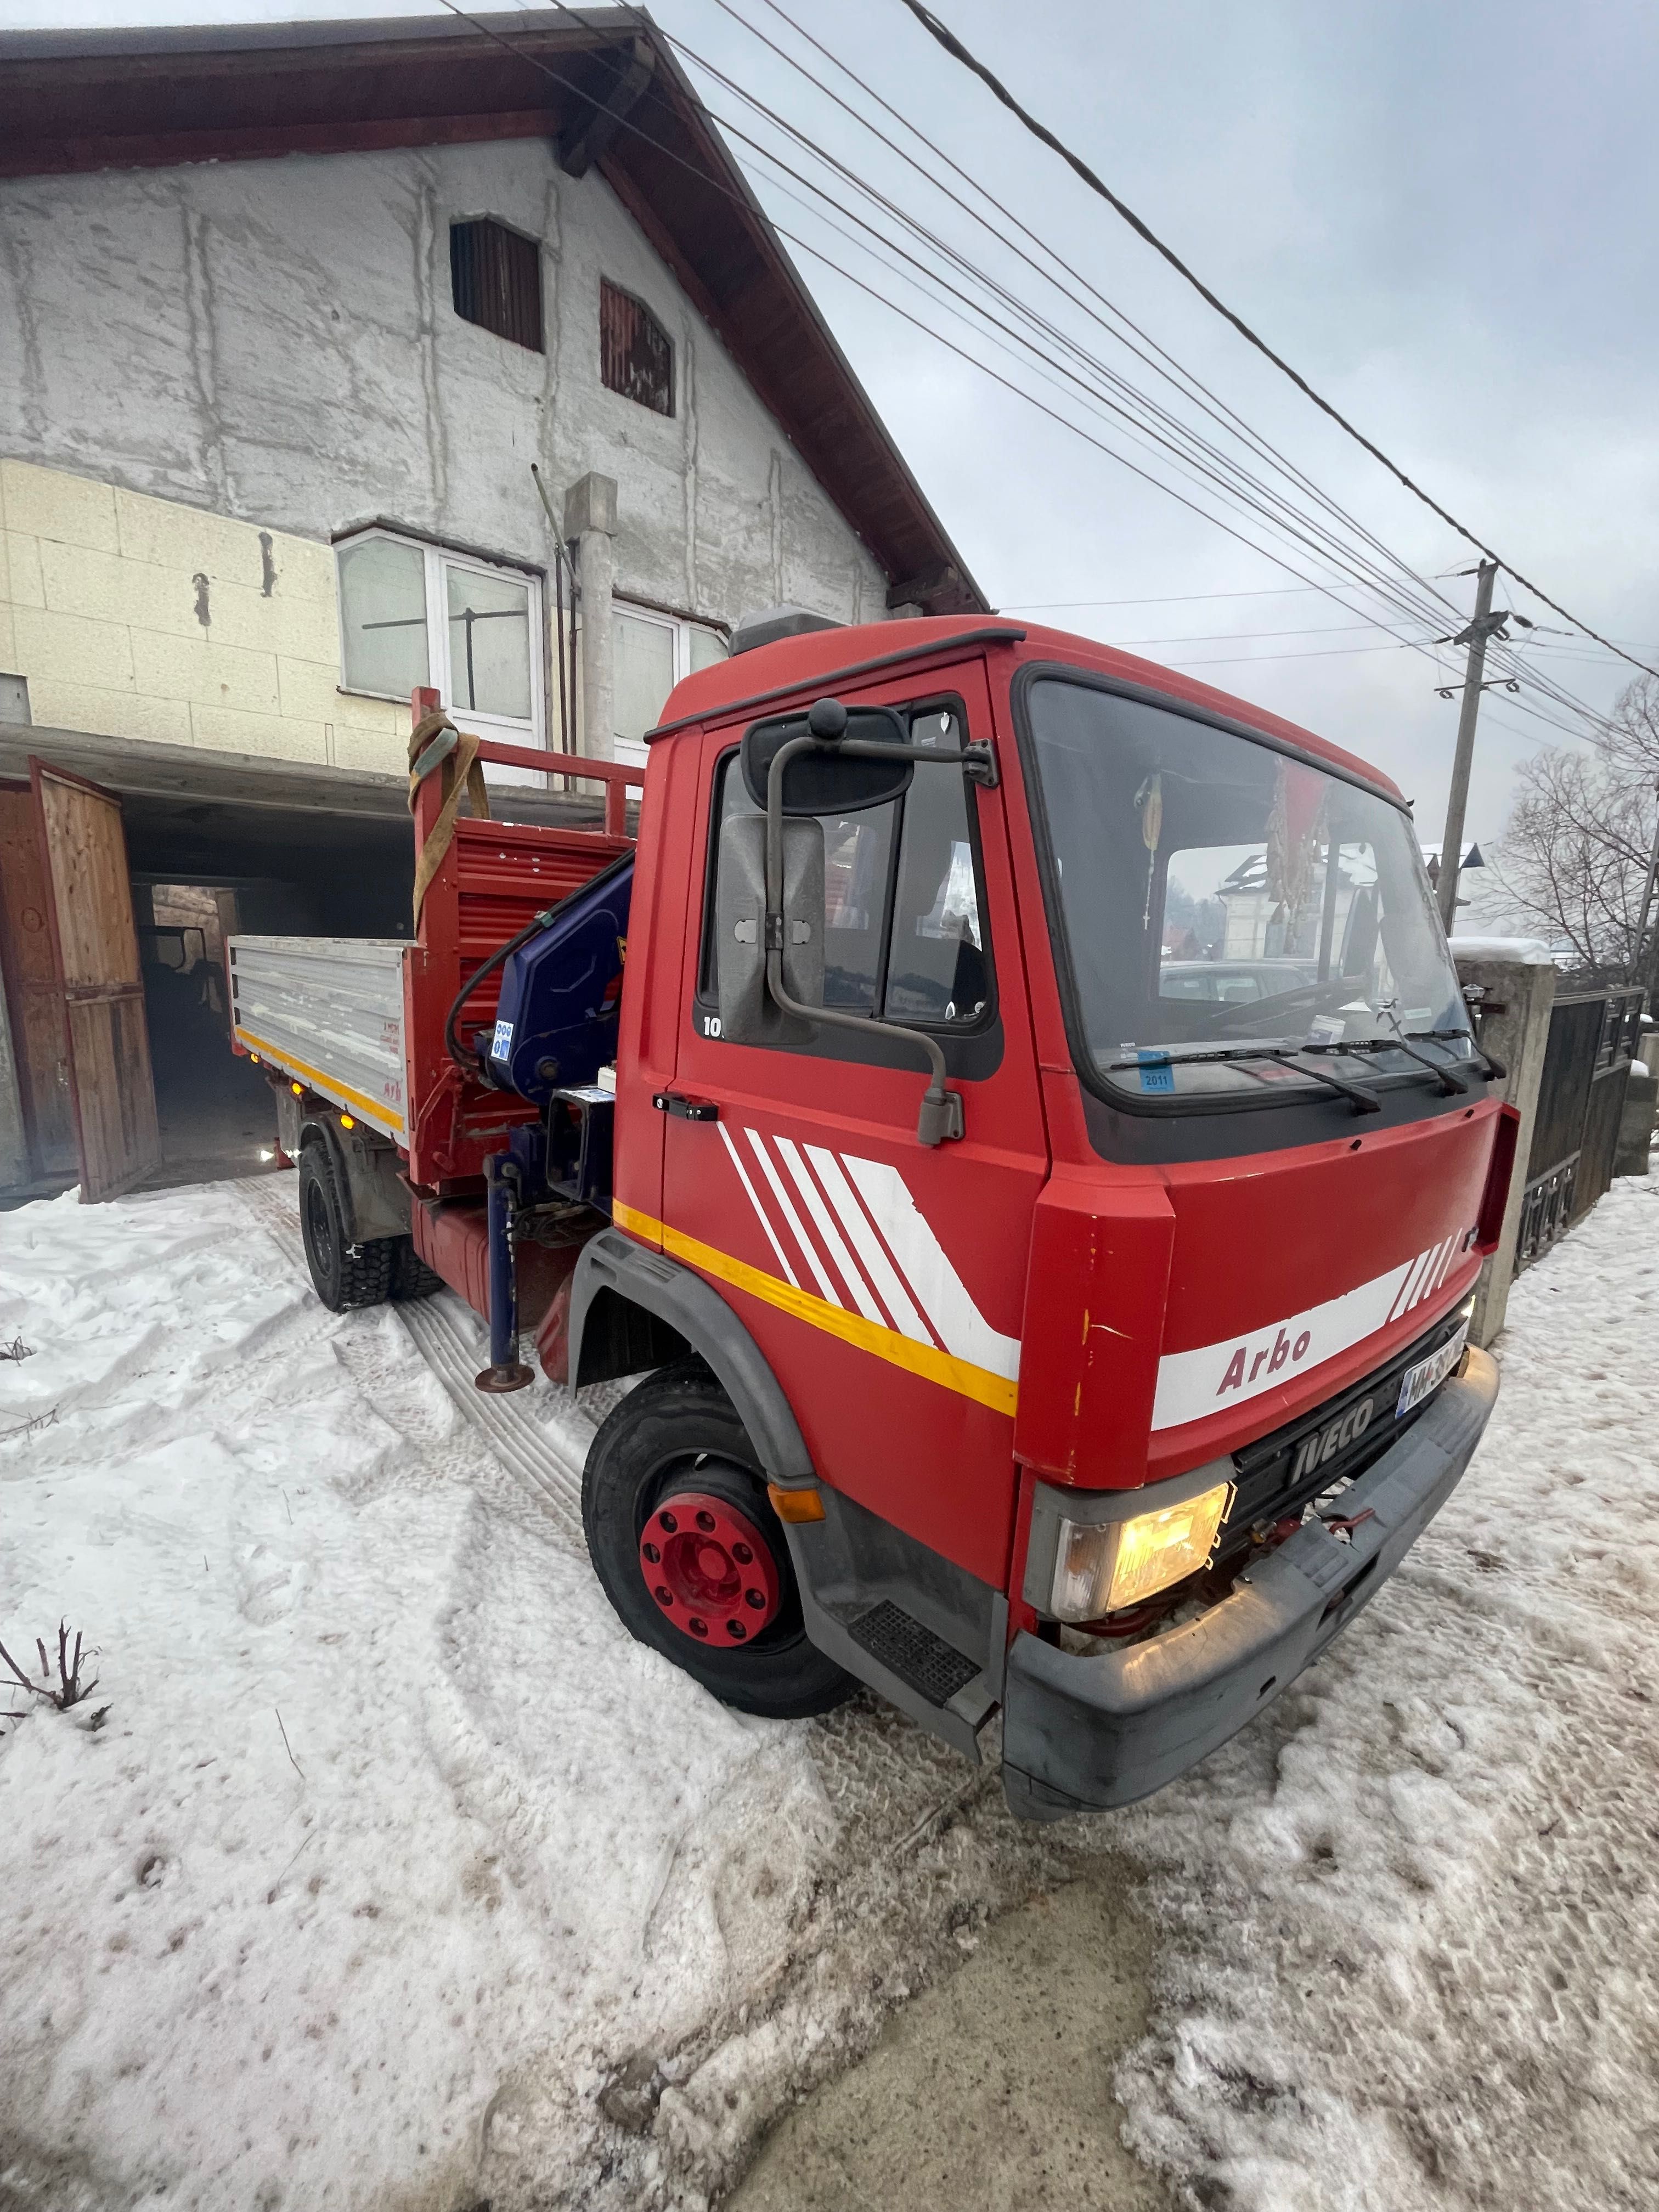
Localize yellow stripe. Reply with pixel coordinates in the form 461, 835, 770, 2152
233, 1026, 406, 1135
612, 1201, 1017, 1417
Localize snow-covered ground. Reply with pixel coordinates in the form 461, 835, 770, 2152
0, 1175, 1063, 2212
3, 1170, 1657, 2211
1116, 1176, 1659, 2211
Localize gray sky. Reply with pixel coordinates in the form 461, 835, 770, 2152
7, 0, 1655, 868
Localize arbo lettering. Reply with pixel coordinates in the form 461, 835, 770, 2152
1216, 1325, 1315, 1397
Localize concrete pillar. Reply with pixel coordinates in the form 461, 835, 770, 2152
1615, 1059, 1656, 1176
565, 472, 617, 765
0, 962, 31, 1193
1453, 949, 1556, 1347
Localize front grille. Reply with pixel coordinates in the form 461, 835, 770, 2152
1217, 1303, 1469, 1560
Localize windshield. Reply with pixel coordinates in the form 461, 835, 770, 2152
1023, 678, 1472, 1106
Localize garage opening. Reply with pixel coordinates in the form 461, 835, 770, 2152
1, 731, 607, 1203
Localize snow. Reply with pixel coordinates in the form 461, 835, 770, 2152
1447, 933, 1557, 964
0, 1175, 1062, 2211
1113, 1176, 1659, 2210
6, 1169, 1659, 2211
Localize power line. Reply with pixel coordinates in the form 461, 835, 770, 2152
1002, 585, 1355, 608
895, 0, 1659, 686
442, 0, 1624, 755
742, 0, 1459, 636
692, 0, 1469, 656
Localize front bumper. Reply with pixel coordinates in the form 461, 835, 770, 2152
1001, 1346, 1499, 1820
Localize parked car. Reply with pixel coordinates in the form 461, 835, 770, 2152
1158, 957, 1321, 1006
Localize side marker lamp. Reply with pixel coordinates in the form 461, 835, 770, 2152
1051, 1481, 1231, 1621
340, 1114, 355, 1130
767, 1482, 825, 1525
290, 1081, 303, 1096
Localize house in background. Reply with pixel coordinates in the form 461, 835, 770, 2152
0, 7, 983, 1199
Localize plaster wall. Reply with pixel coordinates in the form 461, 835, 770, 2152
0, 137, 889, 774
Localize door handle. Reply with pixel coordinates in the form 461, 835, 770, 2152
653, 1091, 720, 1122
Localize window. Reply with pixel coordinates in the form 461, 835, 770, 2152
450, 218, 543, 352
701, 700, 990, 1030
1020, 675, 1469, 1109
337, 529, 545, 764
600, 278, 673, 414
612, 603, 727, 767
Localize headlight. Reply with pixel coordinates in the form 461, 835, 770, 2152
1050, 1480, 1231, 1621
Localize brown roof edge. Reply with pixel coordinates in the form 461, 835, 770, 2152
0, 7, 988, 618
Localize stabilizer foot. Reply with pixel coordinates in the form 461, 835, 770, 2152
474, 1362, 534, 1394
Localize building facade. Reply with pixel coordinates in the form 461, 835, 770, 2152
0, 9, 983, 1195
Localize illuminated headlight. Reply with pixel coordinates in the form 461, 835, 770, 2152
1050, 1481, 1231, 1621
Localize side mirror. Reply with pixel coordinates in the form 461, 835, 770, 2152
743, 703, 913, 814
715, 812, 825, 1045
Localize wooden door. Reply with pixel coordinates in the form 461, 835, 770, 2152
0, 780, 77, 1177
28, 759, 160, 1201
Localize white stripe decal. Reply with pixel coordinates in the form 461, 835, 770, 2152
742, 1127, 839, 1306
1152, 1234, 1468, 1432
839, 1154, 1022, 1381
717, 1123, 799, 1289
804, 1144, 933, 1347
775, 1137, 886, 1325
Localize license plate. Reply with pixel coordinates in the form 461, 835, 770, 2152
1396, 1322, 1469, 1418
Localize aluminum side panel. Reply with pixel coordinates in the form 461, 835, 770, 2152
228, 934, 408, 1139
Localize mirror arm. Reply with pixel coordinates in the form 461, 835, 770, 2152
836, 737, 998, 788
764, 732, 966, 1147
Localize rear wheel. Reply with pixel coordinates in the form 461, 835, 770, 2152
298, 1144, 394, 1312
388, 1237, 444, 1302
582, 1359, 854, 1719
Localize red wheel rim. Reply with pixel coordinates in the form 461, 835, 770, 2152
639, 1489, 782, 1647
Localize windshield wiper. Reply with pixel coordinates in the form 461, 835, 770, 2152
1406, 1026, 1506, 1081
1108, 1044, 1382, 1115
1334, 1032, 1469, 1096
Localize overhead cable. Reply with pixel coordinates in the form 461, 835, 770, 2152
895, 0, 1659, 684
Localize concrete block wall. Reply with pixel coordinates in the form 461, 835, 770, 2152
0, 458, 409, 773
0, 138, 893, 778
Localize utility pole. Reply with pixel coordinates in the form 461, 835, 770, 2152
1437, 559, 1505, 934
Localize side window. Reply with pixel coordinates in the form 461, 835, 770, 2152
884, 708, 988, 1024
698, 698, 992, 1033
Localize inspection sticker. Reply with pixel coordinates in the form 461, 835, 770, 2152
490, 1019, 514, 1061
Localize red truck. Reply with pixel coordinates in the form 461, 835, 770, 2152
229, 612, 1510, 1819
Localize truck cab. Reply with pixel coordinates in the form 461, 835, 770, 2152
573, 613, 1507, 1818
234, 613, 1508, 1819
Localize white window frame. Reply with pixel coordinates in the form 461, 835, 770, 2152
610, 600, 726, 768
336, 526, 546, 754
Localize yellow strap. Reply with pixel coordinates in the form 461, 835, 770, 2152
408, 708, 492, 926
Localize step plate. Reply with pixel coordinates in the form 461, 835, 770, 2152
848, 1600, 980, 1708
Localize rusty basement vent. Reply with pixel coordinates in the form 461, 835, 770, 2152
450, 219, 543, 352
600, 278, 673, 415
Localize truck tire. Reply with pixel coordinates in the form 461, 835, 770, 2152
388, 1238, 444, 1302
582, 1359, 855, 1720
298, 1144, 395, 1312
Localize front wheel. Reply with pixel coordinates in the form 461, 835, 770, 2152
582, 1359, 854, 1719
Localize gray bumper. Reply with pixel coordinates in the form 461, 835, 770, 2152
1001, 1346, 1499, 1821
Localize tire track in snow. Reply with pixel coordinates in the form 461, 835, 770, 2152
234, 1174, 590, 1539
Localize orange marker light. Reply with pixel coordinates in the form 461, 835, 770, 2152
249, 1053, 260, 1065
291, 1081, 303, 1096
768, 1482, 826, 1525
340, 1114, 355, 1130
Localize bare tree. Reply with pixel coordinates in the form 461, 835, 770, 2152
1492, 674, 1659, 982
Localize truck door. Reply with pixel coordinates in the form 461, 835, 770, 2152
27, 758, 161, 1201
654, 663, 1048, 1589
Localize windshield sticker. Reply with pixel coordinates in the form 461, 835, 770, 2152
1137, 1049, 1175, 1094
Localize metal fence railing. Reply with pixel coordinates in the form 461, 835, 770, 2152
1515, 985, 1645, 1271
